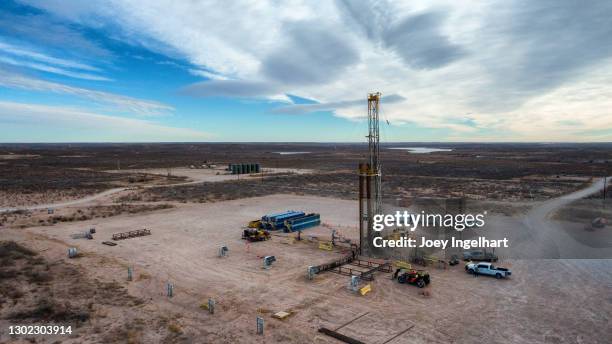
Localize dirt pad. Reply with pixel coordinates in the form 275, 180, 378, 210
1, 195, 609, 343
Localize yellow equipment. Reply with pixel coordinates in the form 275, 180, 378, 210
248, 220, 262, 228
319, 241, 333, 251
394, 260, 412, 270
242, 228, 270, 242
359, 284, 372, 296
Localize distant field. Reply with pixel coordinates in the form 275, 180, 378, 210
1, 143, 609, 205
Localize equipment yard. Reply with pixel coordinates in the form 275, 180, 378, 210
2, 191, 611, 343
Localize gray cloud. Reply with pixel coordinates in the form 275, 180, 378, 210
337, 1, 463, 70
184, 20, 360, 99
181, 80, 281, 98
473, 0, 612, 111
382, 11, 464, 70
272, 94, 406, 115
261, 21, 359, 85
336, 0, 392, 41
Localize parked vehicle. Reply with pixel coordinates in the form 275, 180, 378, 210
242, 228, 270, 242
465, 262, 511, 279
462, 250, 498, 262
393, 268, 431, 288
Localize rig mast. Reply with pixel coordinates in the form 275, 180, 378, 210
368, 92, 382, 216
359, 92, 382, 256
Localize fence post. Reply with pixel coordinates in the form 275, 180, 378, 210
208, 298, 215, 314
167, 283, 174, 297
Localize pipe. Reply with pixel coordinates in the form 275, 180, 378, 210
318, 328, 366, 344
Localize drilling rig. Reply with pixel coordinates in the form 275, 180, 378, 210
359, 92, 382, 256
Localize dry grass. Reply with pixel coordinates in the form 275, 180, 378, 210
1, 203, 175, 228
0, 240, 185, 343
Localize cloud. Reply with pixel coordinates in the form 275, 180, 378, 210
338, 2, 464, 70
0, 101, 210, 142
182, 80, 282, 99
0, 41, 101, 72
335, 0, 393, 41
0, 55, 110, 81
260, 21, 359, 85
382, 11, 465, 70
10, 0, 612, 141
273, 94, 406, 115
0, 71, 173, 115
459, 0, 612, 113
0, 7, 111, 58
188, 69, 228, 80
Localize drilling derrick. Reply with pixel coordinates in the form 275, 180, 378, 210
359, 92, 382, 256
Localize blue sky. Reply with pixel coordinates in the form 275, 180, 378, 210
0, 0, 611, 142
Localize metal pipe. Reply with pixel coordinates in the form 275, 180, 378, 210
358, 162, 366, 254
366, 167, 372, 256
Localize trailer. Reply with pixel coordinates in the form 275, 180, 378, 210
261, 210, 305, 231
261, 210, 304, 223
284, 213, 321, 232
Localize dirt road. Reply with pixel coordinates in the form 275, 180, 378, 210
522, 177, 609, 258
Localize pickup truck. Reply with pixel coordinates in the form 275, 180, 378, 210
465, 262, 511, 279
463, 250, 498, 262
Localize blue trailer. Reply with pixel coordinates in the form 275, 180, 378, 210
262, 210, 300, 222
284, 213, 321, 232
261, 210, 305, 231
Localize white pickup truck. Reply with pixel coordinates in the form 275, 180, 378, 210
465, 262, 511, 279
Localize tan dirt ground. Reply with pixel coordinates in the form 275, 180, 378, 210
2, 195, 611, 343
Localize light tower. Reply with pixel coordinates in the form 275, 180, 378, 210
359, 92, 382, 256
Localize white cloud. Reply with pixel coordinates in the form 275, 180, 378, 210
188, 68, 228, 81
0, 101, 210, 142
0, 41, 102, 72
0, 55, 111, 81
0, 71, 173, 116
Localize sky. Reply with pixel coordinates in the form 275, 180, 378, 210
0, 0, 611, 142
